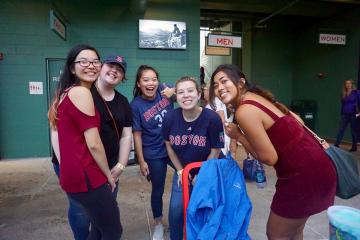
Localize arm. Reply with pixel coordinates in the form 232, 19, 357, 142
229, 138, 238, 158
50, 128, 60, 163
165, 141, 183, 171
111, 126, 132, 180
207, 148, 221, 160
84, 128, 112, 179
161, 86, 176, 99
133, 131, 149, 176
216, 110, 225, 123
214, 97, 226, 123
235, 106, 278, 166
69, 87, 115, 190
165, 141, 184, 185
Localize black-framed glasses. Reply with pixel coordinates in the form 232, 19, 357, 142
74, 59, 102, 67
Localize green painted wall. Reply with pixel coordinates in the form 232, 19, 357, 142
0, 0, 200, 158
251, 20, 295, 106
249, 13, 359, 140
293, 9, 360, 139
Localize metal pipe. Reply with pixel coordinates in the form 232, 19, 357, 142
255, 0, 301, 27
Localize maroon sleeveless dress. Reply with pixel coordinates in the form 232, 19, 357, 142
242, 100, 336, 218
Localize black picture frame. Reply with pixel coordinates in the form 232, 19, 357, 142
139, 19, 186, 50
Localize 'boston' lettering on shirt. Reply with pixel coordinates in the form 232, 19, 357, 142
143, 98, 171, 121
169, 134, 206, 147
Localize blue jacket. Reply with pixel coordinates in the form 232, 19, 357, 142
186, 156, 252, 240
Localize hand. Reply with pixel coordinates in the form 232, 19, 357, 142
224, 122, 242, 140
356, 113, 360, 118
161, 86, 175, 99
139, 161, 149, 177
107, 174, 116, 192
177, 174, 182, 187
110, 166, 122, 182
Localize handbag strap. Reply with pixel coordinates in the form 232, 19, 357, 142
95, 84, 120, 141
291, 112, 329, 150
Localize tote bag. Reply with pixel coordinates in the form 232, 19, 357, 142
296, 117, 360, 199
325, 145, 360, 199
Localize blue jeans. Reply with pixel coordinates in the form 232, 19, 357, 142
335, 113, 358, 149
145, 156, 174, 219
53, 163, 119, 240
169, 173, 185, 240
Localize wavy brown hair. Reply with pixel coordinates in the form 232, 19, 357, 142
209, 64, 289, 114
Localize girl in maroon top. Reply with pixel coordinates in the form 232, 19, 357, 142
209, 64, 336, 240
48, 44, 122, 240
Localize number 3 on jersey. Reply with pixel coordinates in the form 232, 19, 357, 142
155, 109, 167, 127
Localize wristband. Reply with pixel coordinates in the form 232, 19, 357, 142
115, 162, 125, 171
177, 169, 183, 176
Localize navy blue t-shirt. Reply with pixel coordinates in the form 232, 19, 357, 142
131, 85, 174, 160
162, 108, 224, 166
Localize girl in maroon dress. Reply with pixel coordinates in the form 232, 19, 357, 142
209, 64, 336, 240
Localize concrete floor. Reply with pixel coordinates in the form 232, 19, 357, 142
0, 144, 359, 240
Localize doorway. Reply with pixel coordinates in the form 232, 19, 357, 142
45, 58, 66, 155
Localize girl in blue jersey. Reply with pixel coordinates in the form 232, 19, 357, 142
130, 65, 175, 240
162, 76, 224, 240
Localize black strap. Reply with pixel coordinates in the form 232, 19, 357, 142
95, 84, 120, 141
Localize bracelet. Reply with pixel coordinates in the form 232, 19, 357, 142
177, 169, 183, 176
115, 162, 125, 171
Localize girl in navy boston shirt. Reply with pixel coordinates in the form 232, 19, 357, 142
162, 76, 224, 240
130, 65, 175, 240
334, 79, 360, 151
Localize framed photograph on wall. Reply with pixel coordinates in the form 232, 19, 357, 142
139, 19, 186, 50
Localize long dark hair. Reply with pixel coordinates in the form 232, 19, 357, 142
48, 44, 100, 128
133, 65, 160, 97
209, 64, 289, 114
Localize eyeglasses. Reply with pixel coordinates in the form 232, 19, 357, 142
74, 59, 102, 67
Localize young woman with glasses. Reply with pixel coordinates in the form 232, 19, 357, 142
48, 44, 122, 240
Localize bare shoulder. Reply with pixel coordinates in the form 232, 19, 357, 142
235, 104, 261, 125
68, 86, 95, 116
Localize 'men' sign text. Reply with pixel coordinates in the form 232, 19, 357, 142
208, 34, 242, 48
319, 33, 346, 45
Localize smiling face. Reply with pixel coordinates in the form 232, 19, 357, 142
71, 49, 101, 87
176, 80, 200, 110
99, 63, 125, 87
137, 69, 159, 100
213, 71, 241, 105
